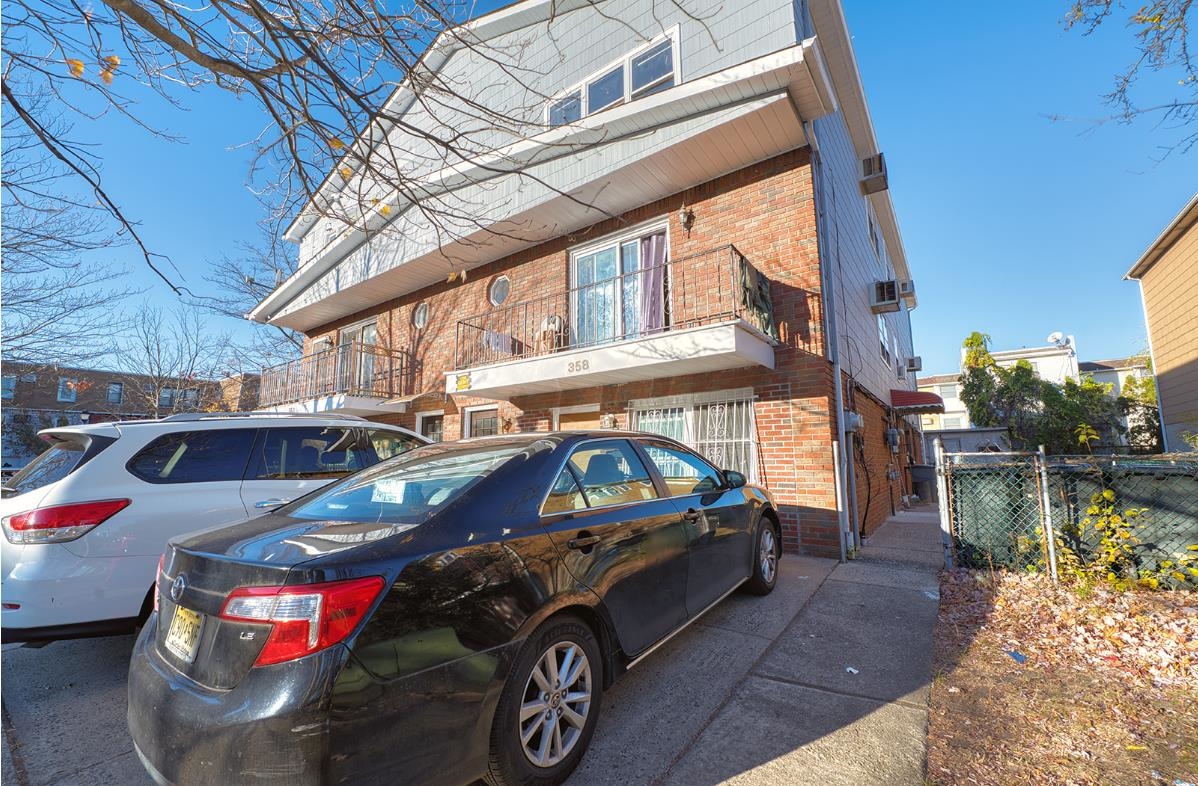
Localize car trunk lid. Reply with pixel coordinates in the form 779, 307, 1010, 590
156, 514, 413, 690
157, 543, 297, 689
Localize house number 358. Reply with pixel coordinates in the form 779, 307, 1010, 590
567, 360, 590, 373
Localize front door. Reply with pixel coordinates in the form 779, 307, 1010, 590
540, 439, 688, 655
339, 323, 377, 395
638, 439, 753, 616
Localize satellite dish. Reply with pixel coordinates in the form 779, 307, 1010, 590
1046, 331, 1064, 345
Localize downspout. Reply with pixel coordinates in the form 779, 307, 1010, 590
805, 119, 849, 563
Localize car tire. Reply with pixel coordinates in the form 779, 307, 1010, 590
744, 516, 780, 596
485, 615, 603, 786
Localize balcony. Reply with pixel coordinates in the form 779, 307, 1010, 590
258, 343, 414, 415
448, 245, 777, 399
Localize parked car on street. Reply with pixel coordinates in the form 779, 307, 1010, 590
1, 413, 426, 643
128, 431, 781, 786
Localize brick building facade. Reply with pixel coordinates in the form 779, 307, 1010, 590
249, 0, 935, 556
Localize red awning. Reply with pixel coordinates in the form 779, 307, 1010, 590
890, 389, 945, 414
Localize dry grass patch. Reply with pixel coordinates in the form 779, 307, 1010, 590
927, 569, 1198, 786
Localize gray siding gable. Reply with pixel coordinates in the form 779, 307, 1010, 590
374, 0, 801, 187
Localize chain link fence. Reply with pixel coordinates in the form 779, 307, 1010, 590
937, 448, 1198, 577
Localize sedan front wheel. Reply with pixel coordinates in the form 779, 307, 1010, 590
487, 616, 603, 786
744, 516, 780, 595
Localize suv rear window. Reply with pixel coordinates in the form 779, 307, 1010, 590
127, 429, 257, 483
3, 440, 104, 497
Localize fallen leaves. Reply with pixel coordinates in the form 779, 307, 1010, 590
928, 569, 1198, 785
941, 568, 1197, 688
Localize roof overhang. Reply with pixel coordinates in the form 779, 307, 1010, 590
1125, 192, 1198, 279
890, 389, 944, 414
252, 41, 836, 331
282, 0, 604, 243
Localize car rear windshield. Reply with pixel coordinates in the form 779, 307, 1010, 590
3, 440, 97, 497
288, 443, 524, 523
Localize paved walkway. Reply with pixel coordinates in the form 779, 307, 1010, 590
575, 505, 944, 786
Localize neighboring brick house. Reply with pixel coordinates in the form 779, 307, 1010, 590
0, 362, 241, 470
1126, 193, 1198, 453
248, 0, 934, 556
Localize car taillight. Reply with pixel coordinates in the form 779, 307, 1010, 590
220, 576, 385, 667
1, 499, 131, 544
154, 554, 165, 613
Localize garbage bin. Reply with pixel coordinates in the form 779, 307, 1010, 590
911, 464, 936, 503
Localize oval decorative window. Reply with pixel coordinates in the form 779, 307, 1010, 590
489, 275, 511, 306
413, 302, 430, 330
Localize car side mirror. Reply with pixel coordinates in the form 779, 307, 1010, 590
723, 470, 747, 489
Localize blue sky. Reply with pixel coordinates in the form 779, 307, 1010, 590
89, 0, 1194, 374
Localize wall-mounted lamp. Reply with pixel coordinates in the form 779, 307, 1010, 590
679, 205, 695, 235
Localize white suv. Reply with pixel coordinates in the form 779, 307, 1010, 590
0, 413, 427, 642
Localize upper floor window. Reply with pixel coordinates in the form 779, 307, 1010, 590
547, 30, 678, 127
877, 315, 891, 366
939, 383, 958, 399
1, 376, 15, 400
57, 377, 77, 403
106, 382, 124, 405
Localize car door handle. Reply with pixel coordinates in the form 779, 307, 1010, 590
254, 498, 290, 509
682, 508, 702, 523
567, 535, 601, 550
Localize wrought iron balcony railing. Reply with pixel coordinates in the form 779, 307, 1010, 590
258, 342, 412, 409
453, 245, 776, 371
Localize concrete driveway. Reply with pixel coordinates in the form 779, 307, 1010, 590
2, 509, 941, 785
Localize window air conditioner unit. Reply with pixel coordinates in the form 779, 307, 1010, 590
870, 280, 901, 314
860, 153, 888, 195
906, 356, 922, 373
898, 279, 916, 304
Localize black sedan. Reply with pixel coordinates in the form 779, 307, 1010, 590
128, 431, 781, 786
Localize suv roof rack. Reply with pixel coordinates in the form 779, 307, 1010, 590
158, 412, 370, 423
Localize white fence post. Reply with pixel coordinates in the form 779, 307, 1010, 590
934, 438, 954, 570
1037, 444, 1059, 582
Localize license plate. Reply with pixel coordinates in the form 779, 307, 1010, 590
164, 605, 203, 663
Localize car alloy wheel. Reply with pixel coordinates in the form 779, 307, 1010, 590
487, 615, 603, 786
744, 516, 780, 595
518, 641, 593, 768
759, 526, 777, 585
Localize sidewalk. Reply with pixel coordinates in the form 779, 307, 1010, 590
572, 506, 944, 786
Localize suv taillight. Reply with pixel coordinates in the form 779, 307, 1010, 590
1, 499, 131, 544
220, 576, 385, 666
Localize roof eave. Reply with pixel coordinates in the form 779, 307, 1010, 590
1125, 192, 1198, 280
251, 42, 834, 326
